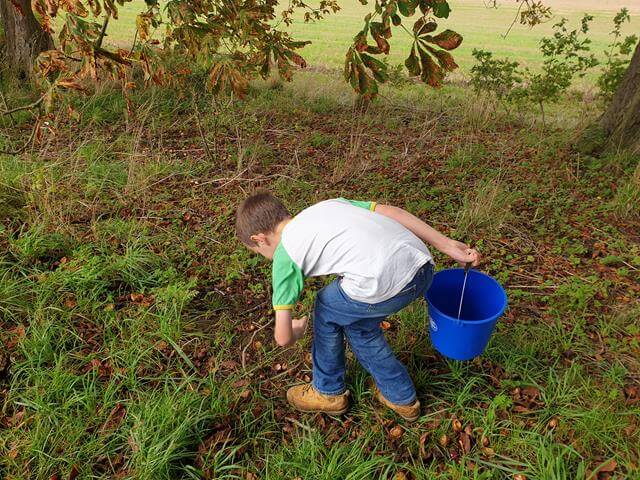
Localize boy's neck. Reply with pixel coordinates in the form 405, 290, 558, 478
273, 218, 291, 240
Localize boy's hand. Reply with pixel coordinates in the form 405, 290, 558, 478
445, 240, 481, 267
291, 316, 308, 340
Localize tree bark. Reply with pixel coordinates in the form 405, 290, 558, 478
600, 41, 640, 155
0, 0, 53, 80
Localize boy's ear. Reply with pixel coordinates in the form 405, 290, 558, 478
250, 233, 268, 246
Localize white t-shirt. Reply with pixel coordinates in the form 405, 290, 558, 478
272, 198, 432, 309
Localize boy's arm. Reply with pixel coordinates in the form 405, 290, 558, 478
274, 310, 308, 347
374, 204, 480, 266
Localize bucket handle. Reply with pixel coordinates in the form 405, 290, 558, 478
456, 262, 472, 325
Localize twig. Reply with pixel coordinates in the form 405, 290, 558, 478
129, 29, 139, 56
506, 284, 558, 289
95, 14, 110, 49
502, 0, 525, 39
0, 91, 16, 125
285, 416, 316, 433
192, 96, 214, 162
1, 94, 45, 116
241, 320, 271, 371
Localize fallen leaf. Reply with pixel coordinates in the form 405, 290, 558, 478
389, 425, 404, 439
232, 379, 250, 389
513, 475, 526, 480
452, 418, 462, 432
598, 458, 617, 473
68, 464, 79, 480
393, 472, 408, 480
63, 296, 77, 308
482, 447, 495, 458
481, 436, 490, 447
381, 320, 391, 330
101, 403, 126, 432
623, 423, 636, 436
239, 390, 251, 400
130, 293, 144, 303
458, 432, 472, 454
419, 432, 429, 457
253, 341, 263, 350
7, 441, 18, 459
547, 417, 559, 430
439, 433, 449, 447
220, 360, 239, 370
464, 424, 473, 436
128, 435, 140, 453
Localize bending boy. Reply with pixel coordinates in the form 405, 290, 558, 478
236, 192, 479, 421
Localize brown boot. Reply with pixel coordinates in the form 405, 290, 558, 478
286, 383, 349, 415
370, 381, 420, 422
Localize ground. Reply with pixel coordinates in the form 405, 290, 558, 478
0, 66, 639, 479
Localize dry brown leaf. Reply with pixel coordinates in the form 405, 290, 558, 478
393, 472, 408, 480
130, 293, 144, 303
547, 417, 559, 430
458, 432, 472, 454
482, 447, 495, 458
452, 418, 462, 432
439, 433, 449, 447
7, 441, 19, 459
389, 425, 404, 439
63, 296, 77, 308
232, 379, 250, 389
220, 360, 239, 370
68, 464, 79, 480
101, 403, 126, 433
598, 458, 617, 473
253, 341, 263, 350
513, 475, 526, 480
464, 424, 473, 436
419, 432, 429, 457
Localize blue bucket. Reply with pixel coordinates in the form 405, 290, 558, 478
425, 268, 507, 361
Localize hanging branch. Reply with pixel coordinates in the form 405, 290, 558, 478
95, 14, 111, 49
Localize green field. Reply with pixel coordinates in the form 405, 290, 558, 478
101, 0, 639, 76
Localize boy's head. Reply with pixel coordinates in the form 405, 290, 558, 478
236, 191, 291, 259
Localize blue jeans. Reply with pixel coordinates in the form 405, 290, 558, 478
311, 263, 434, 405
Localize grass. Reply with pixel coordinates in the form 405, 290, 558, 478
1, 62, 640, 478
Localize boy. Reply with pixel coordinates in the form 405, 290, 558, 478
236, 192, 480, 421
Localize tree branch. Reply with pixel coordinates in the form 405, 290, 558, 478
1, 94, 45, 116
0, 91, 16, 125
95, 14, 110, 49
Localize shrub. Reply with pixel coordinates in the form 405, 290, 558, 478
597, 8, 638, 100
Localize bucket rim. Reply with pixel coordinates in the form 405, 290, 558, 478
425, 268, 508, 325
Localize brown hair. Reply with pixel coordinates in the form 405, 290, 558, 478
235, 191, 291, 245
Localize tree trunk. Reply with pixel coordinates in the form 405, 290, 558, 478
0, 0, 53, 80
600, 41, 640, 155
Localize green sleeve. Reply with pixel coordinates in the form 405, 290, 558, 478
272, 243, 304, 311
339, 198, 377, 212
